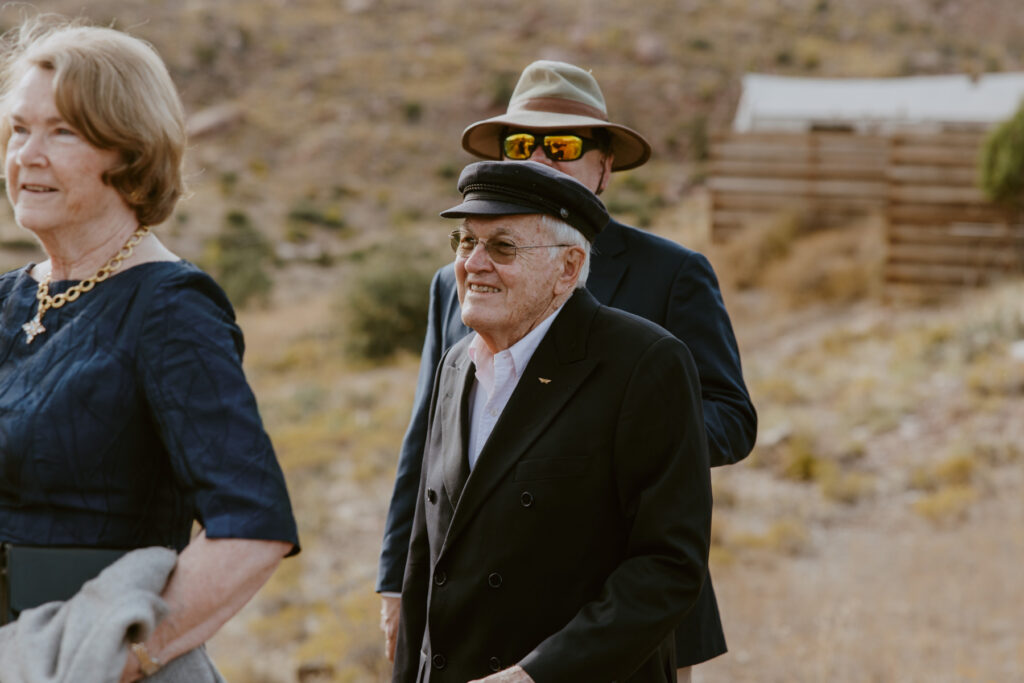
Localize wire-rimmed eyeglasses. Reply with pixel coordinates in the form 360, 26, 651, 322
448, 230, 572, 265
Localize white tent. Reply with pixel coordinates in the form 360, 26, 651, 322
733, 72, 1024, 133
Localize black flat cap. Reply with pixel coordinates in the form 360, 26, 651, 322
440, 161, 609, 242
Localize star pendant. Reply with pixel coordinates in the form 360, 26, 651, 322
22, 315, 46, 344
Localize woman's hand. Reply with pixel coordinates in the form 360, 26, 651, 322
119, 650, 142, 683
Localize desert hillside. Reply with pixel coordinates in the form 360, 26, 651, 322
0, 1, 1022, 681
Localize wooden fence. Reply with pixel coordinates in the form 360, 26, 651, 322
708, 130, 1024, 289
886, 132, 1024, 288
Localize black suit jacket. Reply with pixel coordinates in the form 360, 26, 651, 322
380, 219, 757, 664
393, 289, 712, 683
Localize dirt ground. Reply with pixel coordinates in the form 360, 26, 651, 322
693, 284, 1024, 682
201, 275, 1024, 683
698, 448, 1023, 682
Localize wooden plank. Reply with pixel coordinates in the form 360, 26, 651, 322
890, 147, 979, 166
889, 221, 1024, 237
888, 223, 1024, 245
891, 132, 986, 148
947, 222, 1024, 237
887, 203, 1010, 223
711, 219, 861, 242
709, 159, 886, 181
712, 147, 890, 165
884, 261, 996, 286
714, 192, 885, 211
715, 131, 889, 145
712, 135, 889, 155
886, 243, 1023, 268
713, 132, 977, 154
710, 176, 888, 198
711, 131, 888, 146
712, 207, 869, 228
889, 184, 987, 203
886, 165, 978, 184
811, 132, 889, 147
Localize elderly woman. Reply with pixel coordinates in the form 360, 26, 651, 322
0, 18, 298, 682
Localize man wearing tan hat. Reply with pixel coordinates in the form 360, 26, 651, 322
378, 60, 756, 680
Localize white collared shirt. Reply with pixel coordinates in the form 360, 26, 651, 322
466, 303, 566, 470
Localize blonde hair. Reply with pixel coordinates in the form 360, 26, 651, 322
0, 17, 186, 225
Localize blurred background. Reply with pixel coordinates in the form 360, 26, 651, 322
1, 0, 1022, 681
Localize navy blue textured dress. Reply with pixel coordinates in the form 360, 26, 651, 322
0, 260, 298, 553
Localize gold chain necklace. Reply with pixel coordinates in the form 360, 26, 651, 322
22, 225, 150, 344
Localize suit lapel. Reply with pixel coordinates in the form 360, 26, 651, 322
587, 219, 628, 305
438, 344, 475, 507
441, 290, 601, 553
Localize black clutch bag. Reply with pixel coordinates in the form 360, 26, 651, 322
0, 544, 129, 624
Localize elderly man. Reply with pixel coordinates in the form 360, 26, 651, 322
380, 60, 756, 678
392, 160, 711, 683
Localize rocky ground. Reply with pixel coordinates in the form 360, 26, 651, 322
203, 214, 1023, 681
1, 1, 1022, 680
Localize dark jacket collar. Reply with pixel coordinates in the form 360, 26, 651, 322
592, 217, 627, 257
587, 219, 629, 304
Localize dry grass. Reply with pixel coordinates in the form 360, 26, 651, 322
703, 277, 1024, 681
912, 485, 979, 525
727, 518, 811, 557
818, 467, 875, 505
910, 454, 975, 492
1, 1, 1023, 681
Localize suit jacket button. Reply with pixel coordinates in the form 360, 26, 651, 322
487, 572, 502, 588
426, 488, 438, 504
434, 570, 447, 586
489, 656, 502, 672
432, 653, 446, 669
520, 491, 534, 507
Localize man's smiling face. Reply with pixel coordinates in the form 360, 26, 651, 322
454, 214, 569, 352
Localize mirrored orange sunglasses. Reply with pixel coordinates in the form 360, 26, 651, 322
501, 131, 601, 162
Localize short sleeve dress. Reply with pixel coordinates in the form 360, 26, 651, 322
0, 260, 299, 553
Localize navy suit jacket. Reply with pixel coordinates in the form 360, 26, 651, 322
379, 218, 757, 665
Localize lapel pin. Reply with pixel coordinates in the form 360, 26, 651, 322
538, 377, 551, 384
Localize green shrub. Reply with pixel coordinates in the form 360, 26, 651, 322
287, 200, 346, 230
688, 37, 713, 52
201, 210, 274, 308
0, 237, 39, 252
781, 435, 822, 482
689, 115, 710, 161
403, 100, 423, 124
979, 101, 1024, 207
218, 170, 238, 197
341, 252, 437, 362
486, 71, 517, 108
436, 162, 459, 179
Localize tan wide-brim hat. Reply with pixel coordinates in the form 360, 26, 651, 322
461, 60, 652, 172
